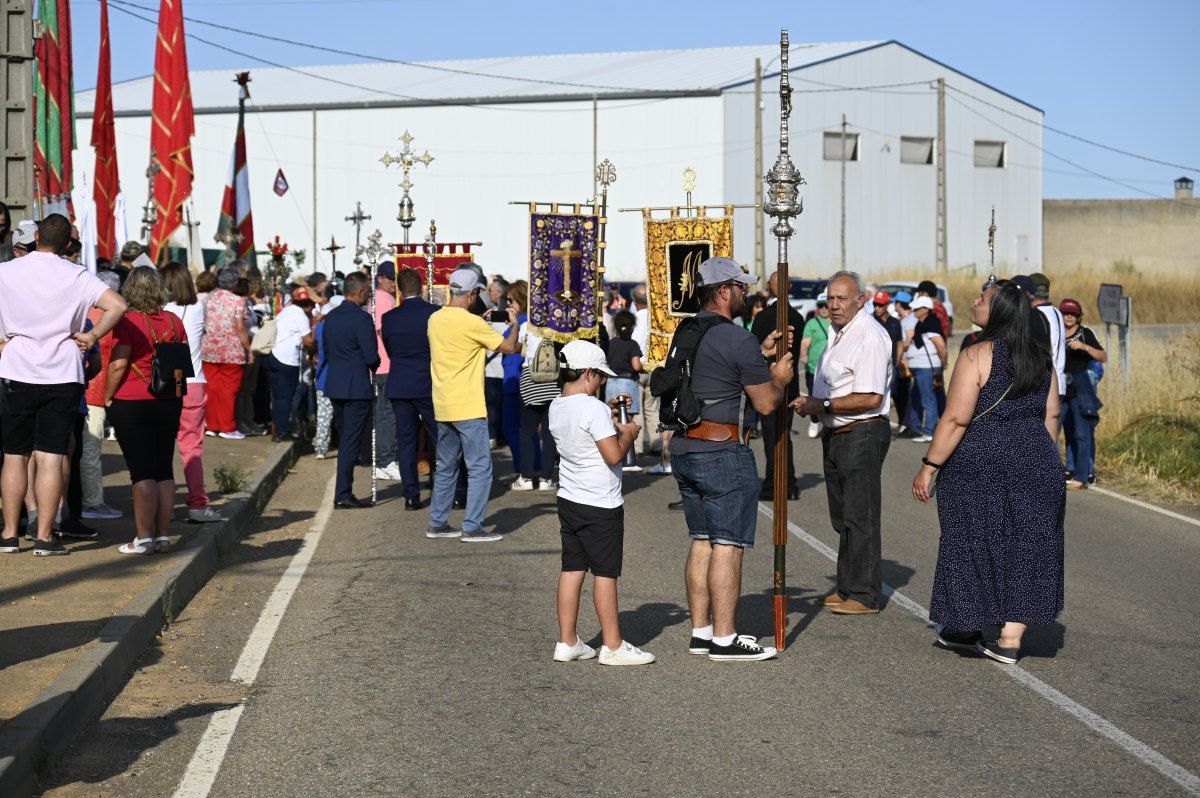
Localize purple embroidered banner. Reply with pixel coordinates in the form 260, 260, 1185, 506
527, 211, 600, 342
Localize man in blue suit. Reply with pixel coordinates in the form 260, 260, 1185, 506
320, 272, 380, 509
382, 269, 439, 511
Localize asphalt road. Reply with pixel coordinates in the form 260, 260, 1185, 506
39, 434, 1200, 797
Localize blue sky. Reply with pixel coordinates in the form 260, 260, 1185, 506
70, 0, 1197, 199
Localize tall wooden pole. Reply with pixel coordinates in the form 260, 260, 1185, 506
762, 29, 805, 650
754, 58, 765, 280
840, 113, 847, 271
936, 78, 947, 273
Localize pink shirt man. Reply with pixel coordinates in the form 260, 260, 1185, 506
0, 251, 108, 384
374, 286, 396, 374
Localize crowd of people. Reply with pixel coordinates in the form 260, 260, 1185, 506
0, 203, 1106, 668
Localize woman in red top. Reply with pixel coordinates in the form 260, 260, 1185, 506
104, 267, 187, 555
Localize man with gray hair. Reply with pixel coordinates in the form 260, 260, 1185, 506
426, 267, 520, 542
792, 270, 893, 615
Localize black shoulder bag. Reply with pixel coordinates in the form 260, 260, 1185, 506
132, 312, 194, 399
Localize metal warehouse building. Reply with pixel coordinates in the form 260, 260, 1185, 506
74, 39, 1043, 279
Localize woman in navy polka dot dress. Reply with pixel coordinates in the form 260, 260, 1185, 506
912, 281, 1065, 665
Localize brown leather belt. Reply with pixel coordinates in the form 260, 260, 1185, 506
824, 415, 888, 437
684, 420, 750, 444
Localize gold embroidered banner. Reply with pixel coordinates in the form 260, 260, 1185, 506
643, 206, 734, 368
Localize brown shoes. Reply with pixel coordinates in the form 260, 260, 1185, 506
819, 591, 844, 606
829, 598, 880, 615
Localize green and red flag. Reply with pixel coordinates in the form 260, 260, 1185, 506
90, 0, 119, 259
149, 0, 195, 262
33, 0, 76, 216
214, 72, 255, 261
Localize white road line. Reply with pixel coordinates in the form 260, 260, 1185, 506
1089, 486, 1200, 529
173, 473, 336, 798
758, 504, 1200, 797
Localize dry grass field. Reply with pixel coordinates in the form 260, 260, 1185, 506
871, 263, 1200, 505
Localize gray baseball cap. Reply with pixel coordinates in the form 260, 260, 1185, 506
697, 256, 759, 287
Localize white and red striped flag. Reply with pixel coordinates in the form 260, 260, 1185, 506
214, 72, 254, 260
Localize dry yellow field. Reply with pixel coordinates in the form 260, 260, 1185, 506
887, 264, 1200, 506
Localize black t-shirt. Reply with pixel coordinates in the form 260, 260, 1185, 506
669, 311, 771, 455
874, 312, 902, 346
749, 298, 803, 397
606, 337, 641, 379
1064, 325, 1102, 374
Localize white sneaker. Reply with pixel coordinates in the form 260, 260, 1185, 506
373, 462, 401, 480
537, 478, 557, 491
646, 462, 672, 475
204, 430, 217, 438
807, 421, 821, 439
81, 503, 122, 520
218, 430, 245, 440
188, 506, 227, 523
598, 640, 656, 666
553, 639, 598, 662
912, 434, 933, 443
511, 476, 535, 491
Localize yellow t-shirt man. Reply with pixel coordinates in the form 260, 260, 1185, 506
428, 306, 505, 422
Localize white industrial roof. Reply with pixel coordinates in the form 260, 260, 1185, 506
79, 40, 891, 115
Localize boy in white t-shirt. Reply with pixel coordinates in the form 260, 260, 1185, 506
548, 340, 654, 667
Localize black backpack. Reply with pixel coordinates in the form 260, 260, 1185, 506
649, 314, 731, 433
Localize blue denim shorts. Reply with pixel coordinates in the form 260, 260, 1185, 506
671, 446, 761, 548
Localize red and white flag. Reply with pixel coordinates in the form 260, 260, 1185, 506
273, 169, 289, 197
214, 72, 254, 259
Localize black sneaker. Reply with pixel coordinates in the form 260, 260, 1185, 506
60, 518, 99, 540
0, 537, 19, 554
976, 640, 1019, 664
33, 535, 69, 556
935, 627, 982, 652
688, 636, 713, 655
708, 634, 778, 662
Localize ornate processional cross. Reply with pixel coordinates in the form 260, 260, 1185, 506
552, 240, 578, 301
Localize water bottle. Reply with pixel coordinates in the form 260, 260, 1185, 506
617, 397, 637, 468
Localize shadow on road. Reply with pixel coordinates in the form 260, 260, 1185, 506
739, 586, 824, 648
584, 601, 690, 649
0, 619, 111, 671
38, 698, 240, 792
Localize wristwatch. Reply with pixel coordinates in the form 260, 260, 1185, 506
821, 399, 832, 413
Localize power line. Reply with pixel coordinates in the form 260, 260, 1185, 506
944, 82, 1199, 173
109, 0, 719, 95
946, 92, 1198, 206
104, 2, 676, 114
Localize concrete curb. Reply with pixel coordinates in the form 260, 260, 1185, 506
0, 442, 298, 798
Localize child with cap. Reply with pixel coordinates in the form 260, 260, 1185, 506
548, 339, 655, 666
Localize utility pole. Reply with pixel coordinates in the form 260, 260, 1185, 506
592, 95, 598, 199
1, 1, 36, 219
936, 77, 947, 273
840, 113, 847, 271
754, 57, 765, 280
312, 109, 318, 268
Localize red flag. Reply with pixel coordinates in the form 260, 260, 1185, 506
149, 0, 195, 261
90, 0, 118, 259
33, 0, 75, 215
215, 73, 254, 260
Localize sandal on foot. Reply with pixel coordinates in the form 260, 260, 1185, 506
153, 536, 171, 553
118, 538, 155, 555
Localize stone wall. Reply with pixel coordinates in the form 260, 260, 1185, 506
1043, 199, 1200, 273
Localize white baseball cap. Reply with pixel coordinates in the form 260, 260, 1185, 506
13, 220, 36, 247
449, 268, 480, 293
910, 296, 935, 311
559, 339, 616, 376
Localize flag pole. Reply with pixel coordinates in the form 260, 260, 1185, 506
762, 28, 805, 650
